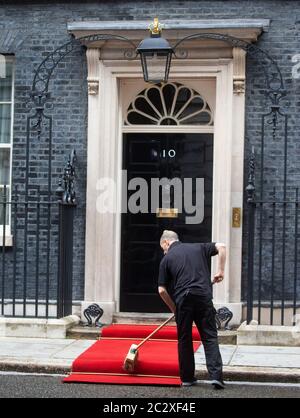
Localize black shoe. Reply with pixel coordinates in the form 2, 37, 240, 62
181, 378, 200, 387
211, 380, 226, 390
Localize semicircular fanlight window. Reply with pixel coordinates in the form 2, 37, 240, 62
125, 82, 213, 126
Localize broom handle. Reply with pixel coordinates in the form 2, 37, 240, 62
136, 314, 175, 350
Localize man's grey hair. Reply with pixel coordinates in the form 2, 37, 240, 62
160, 230, 179, 243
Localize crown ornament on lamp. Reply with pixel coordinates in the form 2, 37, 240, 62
148, 17, 163, 35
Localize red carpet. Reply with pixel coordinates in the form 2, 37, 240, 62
64, 324, 201, 386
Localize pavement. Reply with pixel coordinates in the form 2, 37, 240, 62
0, 337, 299, 383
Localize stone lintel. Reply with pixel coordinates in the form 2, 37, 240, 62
67, 19, 270, 49
68, 18, 270, 35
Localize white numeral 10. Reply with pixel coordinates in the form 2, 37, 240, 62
162, 149, 176, 158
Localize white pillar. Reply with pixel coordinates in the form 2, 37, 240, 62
230, 47, 246, 307
212, 61, 233, 307
82, 50, 117, 323
212, 49, 246, 326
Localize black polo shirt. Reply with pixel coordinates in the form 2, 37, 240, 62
158, 241, 218, 304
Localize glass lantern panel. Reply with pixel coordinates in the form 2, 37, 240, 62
145, 52, 168, 83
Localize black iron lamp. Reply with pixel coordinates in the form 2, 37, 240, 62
137, 18, 173, 83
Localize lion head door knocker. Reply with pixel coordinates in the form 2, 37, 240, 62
83, 304, 104, 327
215, 307, 233, 330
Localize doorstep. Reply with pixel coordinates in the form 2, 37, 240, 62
67, 325, 237, 345
67, 312, 237, 345
113, 312, 237, 344
113, 312, 176, 324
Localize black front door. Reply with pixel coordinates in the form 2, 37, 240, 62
120, 132, 213, 312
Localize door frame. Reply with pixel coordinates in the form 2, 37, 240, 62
82, 50, 245, 325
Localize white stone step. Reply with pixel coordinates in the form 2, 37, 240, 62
112, 312, 176, 325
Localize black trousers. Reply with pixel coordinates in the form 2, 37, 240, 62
175, 292, 223, 382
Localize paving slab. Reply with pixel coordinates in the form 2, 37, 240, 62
231, 346, 300, 369
0, 338, 75, 358
195, 345, 237, 366
231, 345, 300, 355
51, 340, 95, 359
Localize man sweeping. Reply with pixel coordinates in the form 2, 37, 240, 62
158, 230, 226, 390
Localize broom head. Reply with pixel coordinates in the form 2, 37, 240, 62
123, 344, 139, 373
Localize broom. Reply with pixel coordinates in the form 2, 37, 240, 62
122, 314, 175, 373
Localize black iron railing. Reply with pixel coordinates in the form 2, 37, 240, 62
246, 150, 300, 325
0, 151, 77, 318
0, 185, 58, 317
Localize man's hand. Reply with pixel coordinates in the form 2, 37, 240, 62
213, 243, 226, 284
158, 286, 176, 313
213, 271, 224, 284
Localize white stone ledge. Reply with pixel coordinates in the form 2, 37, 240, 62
237, 323, 300, 347
0, 315, 80, 339
67, 19, 270, 32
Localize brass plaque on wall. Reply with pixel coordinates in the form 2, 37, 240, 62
232, 207, 242, 228
156, 208, 179, 218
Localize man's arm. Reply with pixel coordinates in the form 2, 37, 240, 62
213, 243, 226, 284
158, 286, 176, 313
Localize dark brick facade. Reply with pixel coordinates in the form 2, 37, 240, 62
0, 0, 299, 304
